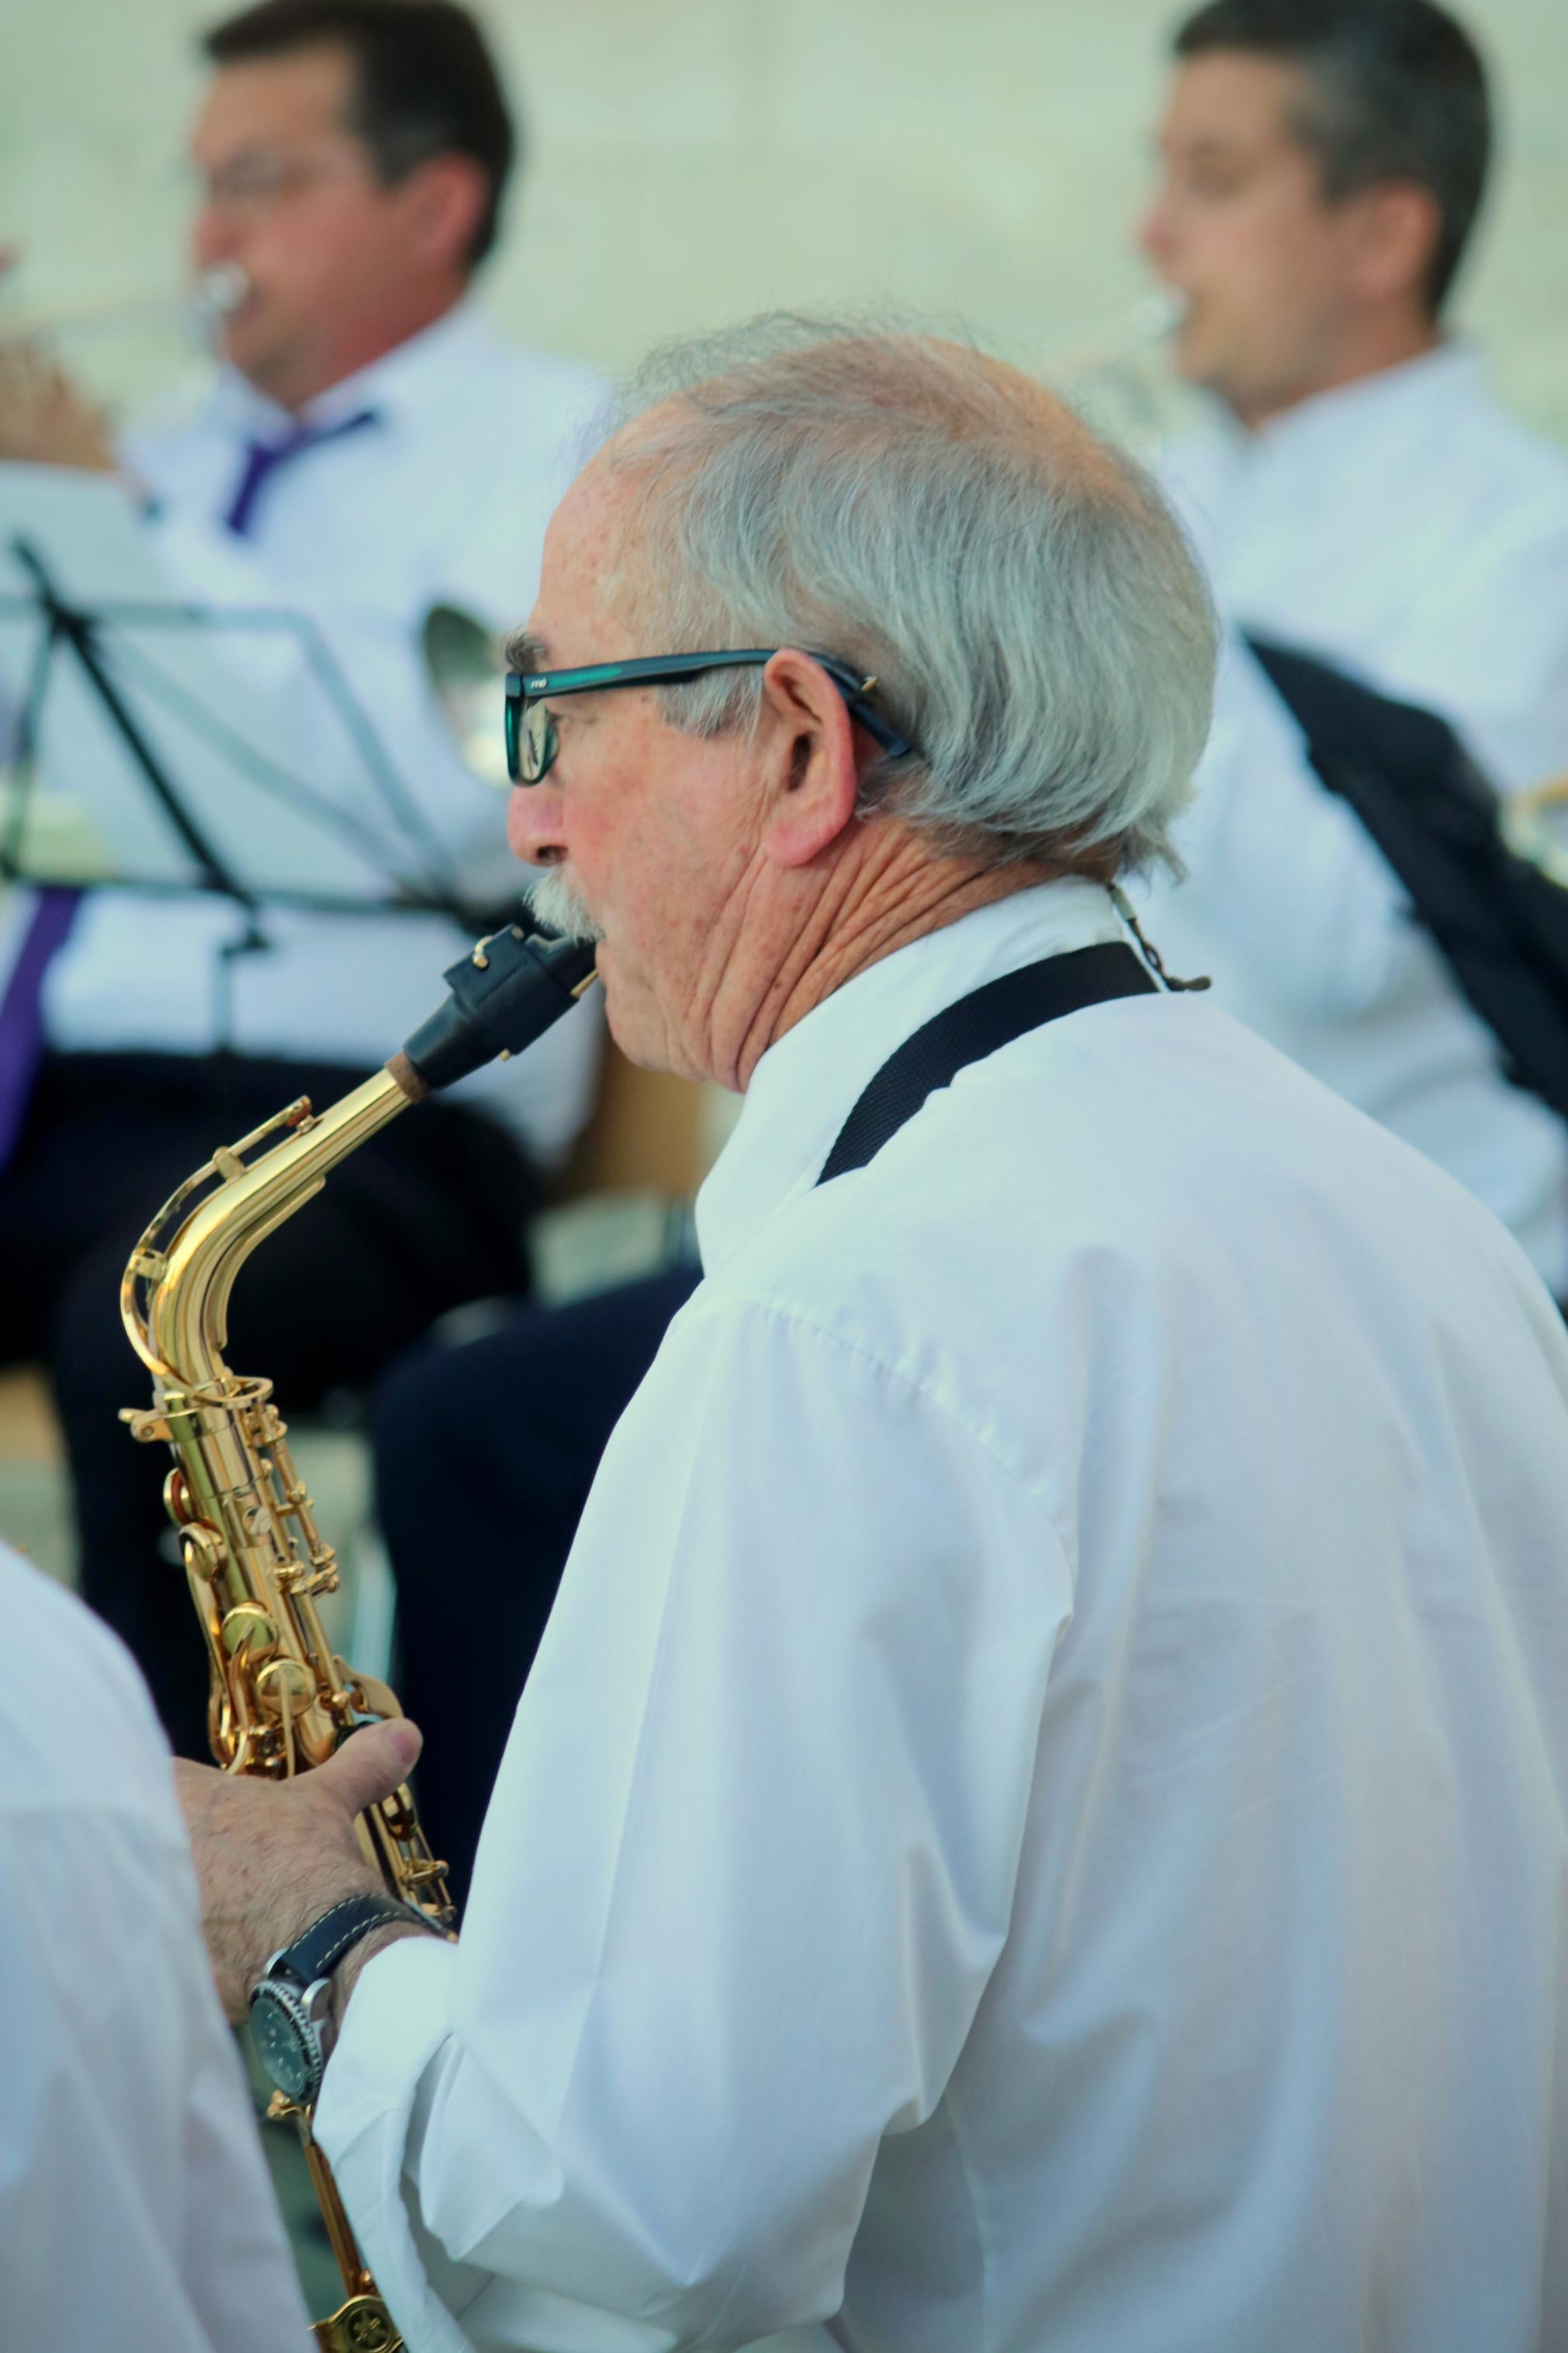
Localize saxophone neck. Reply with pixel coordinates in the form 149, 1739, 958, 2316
119, 915, 597, 1389
122, 1066, 412, 1389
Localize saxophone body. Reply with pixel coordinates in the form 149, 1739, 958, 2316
119, 920, 597, 2353
123, 1068, 445, 1800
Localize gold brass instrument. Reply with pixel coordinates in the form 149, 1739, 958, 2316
120, 918, 597, 2353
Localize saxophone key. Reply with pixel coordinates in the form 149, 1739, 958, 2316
119, 1404, 172, 1444
220, 1601, 280, 1660
180, 1523, 226, 1583
256, 1655, 317, 1717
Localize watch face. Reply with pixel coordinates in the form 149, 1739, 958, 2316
251, 1984, 320, 2104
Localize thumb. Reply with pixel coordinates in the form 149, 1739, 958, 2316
316, 1716, 424, 1818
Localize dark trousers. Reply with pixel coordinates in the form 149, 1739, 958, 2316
1, 1050, 537, 1759
373, 1262, 701, 1903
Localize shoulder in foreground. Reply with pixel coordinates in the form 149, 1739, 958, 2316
704, 994, 1560, 1370
0, 1543, 175, 1818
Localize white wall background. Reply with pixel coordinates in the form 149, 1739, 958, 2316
2, 0, 1565, 437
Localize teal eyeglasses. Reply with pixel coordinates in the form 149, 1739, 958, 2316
504, 650, 915, 785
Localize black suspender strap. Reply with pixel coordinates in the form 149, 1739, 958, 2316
817, 940, 1159, 1186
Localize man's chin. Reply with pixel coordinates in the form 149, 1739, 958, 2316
1170, 314, 1214, 387
525, 868, 604, 944
217, 314, 286, 391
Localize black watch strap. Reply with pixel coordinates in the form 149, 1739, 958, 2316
273, 1890, 427, 1987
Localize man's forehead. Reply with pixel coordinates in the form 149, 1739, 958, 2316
545, 459, 639, 578
192, 43, 358, 155
1161, 50, 1310, 150
532, 460, 648, 657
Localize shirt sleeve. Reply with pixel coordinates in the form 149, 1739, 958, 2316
319, 1290, 1072, 2352
1391, 502, 1568, 792
1166, 636, 1418, 1018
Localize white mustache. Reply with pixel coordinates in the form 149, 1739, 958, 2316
526, 866, 604, 944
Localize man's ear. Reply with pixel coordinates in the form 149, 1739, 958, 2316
758, 649, 864, 869
1347, 181, 1443, 311
402, 154, 489, 275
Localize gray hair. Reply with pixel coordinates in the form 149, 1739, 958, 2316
595, 314, 1216, 878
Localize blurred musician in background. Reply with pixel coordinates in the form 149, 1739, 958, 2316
0, 0, 602, 1759
1137, 0, 1568, 1298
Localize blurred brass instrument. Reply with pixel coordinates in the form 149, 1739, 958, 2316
0, 262, 248, 351
1039, 287, 1186, 447
1505, 773, 1568, 890
120, 918, 597, 2353
1044, 288, 1182, 383
423, 601, 512, 788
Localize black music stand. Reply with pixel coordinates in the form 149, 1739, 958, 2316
0, 505, 508, 1046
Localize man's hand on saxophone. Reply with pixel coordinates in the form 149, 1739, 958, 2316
175, 1714, 428, 2027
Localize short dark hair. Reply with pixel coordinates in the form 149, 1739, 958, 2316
202, 0, 516, 268
1172, 0, 1491, 313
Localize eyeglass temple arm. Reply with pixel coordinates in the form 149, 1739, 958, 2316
504, 653, 914, 758
816, 660, 912, 759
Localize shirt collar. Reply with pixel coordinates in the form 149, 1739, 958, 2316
209, 294, 498, 441
1208, 338, 1484, 468
694, 877, 1128, 1274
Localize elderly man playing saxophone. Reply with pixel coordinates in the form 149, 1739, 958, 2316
180, 317, 1568, 2353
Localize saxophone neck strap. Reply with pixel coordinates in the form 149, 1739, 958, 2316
816, 939, 1159, 1186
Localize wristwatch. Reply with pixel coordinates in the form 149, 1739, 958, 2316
250, 1890, 431, 2108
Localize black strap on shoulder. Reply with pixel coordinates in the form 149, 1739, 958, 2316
817, 940, 1158, 1185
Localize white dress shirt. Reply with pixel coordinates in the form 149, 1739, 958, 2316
1142, 341, 1568, 1292
0, 1542, 312, 2353
40, 300, 604, 1163
319, 880, 1568, 2353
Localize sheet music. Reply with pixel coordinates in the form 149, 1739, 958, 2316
0, 463, 457, 910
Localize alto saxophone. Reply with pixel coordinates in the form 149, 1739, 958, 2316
119, 920, 597, 2353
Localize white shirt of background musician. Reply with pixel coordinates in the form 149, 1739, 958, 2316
40, 300, 604, 1164
319, 882, 1568, 2353
0, 1543, 312, 2353
1140, 341, 1568, 1293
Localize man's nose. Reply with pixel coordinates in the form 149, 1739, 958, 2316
1137, 186, 1179, 272
190, 203, 239, 272
506, 781, 566, 868
190, 188, 247, 272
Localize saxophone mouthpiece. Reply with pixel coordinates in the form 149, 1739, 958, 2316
389, 919, 598, 1100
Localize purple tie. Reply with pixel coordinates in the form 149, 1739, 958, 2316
0, 885, 82, 1172
223, 406, 379, 538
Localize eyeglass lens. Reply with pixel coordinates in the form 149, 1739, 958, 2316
507, 695, 556, 784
